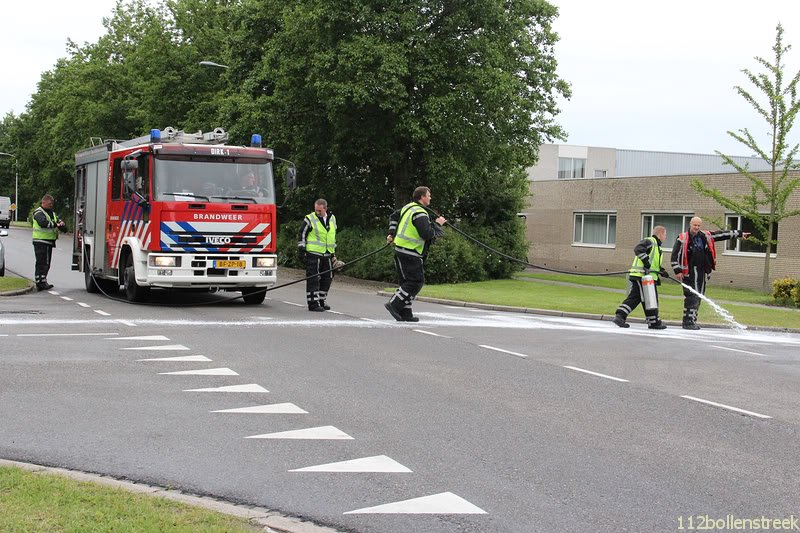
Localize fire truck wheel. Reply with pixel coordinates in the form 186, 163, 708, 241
124, 263, 150, 302
241, 287, 266, 305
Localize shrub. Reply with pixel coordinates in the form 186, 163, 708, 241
276, 218, 528, 284
771, 277, 800, 306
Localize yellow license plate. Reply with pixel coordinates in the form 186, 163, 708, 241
215, 260, 246, 269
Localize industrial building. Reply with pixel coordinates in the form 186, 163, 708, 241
524, 144, 800, 289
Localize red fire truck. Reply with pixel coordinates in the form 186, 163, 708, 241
72, 127, 294, 304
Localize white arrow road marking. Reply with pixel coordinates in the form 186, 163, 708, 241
245, 425, 353, 440
563, 365, 629, 383
681, 395, 772, 419
710, 345, 767, 357
344, 492, 487, 514
479, 345, 527, 358
211, 403, 307, 414
123, 344, 189, 351
138, 355, 212, 362
160, 367, 238, 376
113, 335, 170, 341
290, 455, 411, 473
185, 384, 269, 393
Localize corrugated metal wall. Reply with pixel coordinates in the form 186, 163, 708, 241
616, 149, 773, 177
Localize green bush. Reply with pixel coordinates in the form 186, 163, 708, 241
771, 277, 800, 306
277, 218, 527, 284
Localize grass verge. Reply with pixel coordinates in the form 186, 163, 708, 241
0, 277, 32, 293
516, 272, 778, 305
418, 278, 799, 329
0, 466, 261, 532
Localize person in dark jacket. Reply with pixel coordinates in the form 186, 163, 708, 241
298, 199, 337, 311
671, 216, 749, 330
613, 226, 668, 329
32, 194, 66, 291
385, 186, 446, 322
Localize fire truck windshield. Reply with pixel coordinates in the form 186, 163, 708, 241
153, 156, 275, 203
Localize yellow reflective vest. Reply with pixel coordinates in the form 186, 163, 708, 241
394, 202, 427, 255
630, 236, 662, 282
303, 212, 336, 254
32, 207, 59, 242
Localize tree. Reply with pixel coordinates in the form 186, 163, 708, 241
242, 0, 569, 228
692, 23, 800, 292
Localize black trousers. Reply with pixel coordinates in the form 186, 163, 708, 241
681, 266, 707, 323
305, 253, 333, 308
388, 252, 425, 316
616, 275, 660, 325
33, 241, 54, 286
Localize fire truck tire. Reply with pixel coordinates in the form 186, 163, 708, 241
124, 262, 150, 302
241, 287, 266, 305
84, 256, 100, 293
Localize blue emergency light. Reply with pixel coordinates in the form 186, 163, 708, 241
150, 129, 161, 142
250, 134, 262, 147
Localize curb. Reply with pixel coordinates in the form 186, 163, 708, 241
0, 458, 341, 533
377, 291, 800, 334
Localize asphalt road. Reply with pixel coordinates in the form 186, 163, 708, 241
2, 225, 800, 532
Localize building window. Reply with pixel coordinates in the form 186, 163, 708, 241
574, 212, 616, 246
593, 169, 607, 178
725, 215, 777, 254
558, 157, 586, 179
642, 214, 693, 249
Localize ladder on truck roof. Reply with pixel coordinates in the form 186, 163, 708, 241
115, 126, 229, 148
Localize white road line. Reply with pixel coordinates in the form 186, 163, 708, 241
711, 345, 767, 357
360, 317, 388, 324
479, 345, 527, 358
60, 296, 73, 301
113, 335, 169, 341
48, 291, 59, 295
77, 302, 91, 308
413, 329, 451, 338
282, 301, 304, 307
680, 395, 772, 419
94, 310, 111, 316
17, 333, 118, 337
563, 365, 629, 382
116, 320, 137, 327
327, 310, 344, 315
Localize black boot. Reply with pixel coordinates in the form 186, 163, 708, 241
401, 308, 419, 323
384, 299, 404, 321
649, 320, 667, 330
612, 314, 629, 328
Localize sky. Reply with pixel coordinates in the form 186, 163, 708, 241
2, 0, 799, 156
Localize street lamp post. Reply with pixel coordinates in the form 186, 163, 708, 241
199, 60, 229, 69
0, 152, 18, 222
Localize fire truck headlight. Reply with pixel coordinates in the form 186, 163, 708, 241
254, 257, 276, 268
152, 256, 178, 267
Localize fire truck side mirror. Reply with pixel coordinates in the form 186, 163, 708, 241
285, 166, 297, 190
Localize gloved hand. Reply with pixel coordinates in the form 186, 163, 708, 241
298, 248, 306, 263
642, 261, 651, 273
659, 268, 669, 279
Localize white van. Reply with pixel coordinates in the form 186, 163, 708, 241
0, 196, 11, 228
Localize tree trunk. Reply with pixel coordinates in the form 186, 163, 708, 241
761, 219, 774, 293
